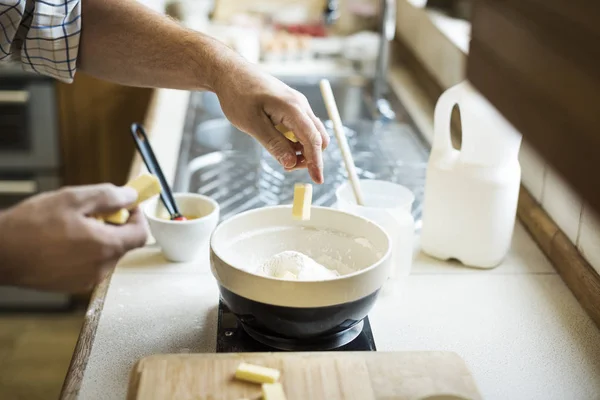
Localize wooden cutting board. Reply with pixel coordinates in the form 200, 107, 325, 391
127, 351, 482, 400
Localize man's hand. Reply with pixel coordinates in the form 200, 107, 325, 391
0, 184, 147, 293
214, 62, 330, 184
77, 0, 330, 183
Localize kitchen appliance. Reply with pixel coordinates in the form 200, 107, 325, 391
0, 65, 68, 309
127, 351, 482, 399
216, 301, 376, 352
0, 66, 60, 171
210, 205, 391, 351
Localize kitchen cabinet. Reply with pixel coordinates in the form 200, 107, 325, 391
466, 0, 600, 218
56, 73, 153, 186
466, 0, 600, 330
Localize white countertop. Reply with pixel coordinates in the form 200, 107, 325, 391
78, 225, 600, 399
76, 82, 600, 399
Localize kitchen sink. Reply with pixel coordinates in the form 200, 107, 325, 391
173, 75, 430, 226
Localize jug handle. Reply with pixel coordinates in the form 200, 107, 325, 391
432, 83, 463, 157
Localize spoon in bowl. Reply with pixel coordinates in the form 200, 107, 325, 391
130, 123, 187, 221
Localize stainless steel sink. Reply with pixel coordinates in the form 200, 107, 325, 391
173, 75, 430, 226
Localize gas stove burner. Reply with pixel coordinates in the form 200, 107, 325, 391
242, 320, 365, 351
216, 300, 377, 353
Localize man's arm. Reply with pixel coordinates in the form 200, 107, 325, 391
78, 0, 230, 92
78, 0, 328, 183
2, 0, 328, 182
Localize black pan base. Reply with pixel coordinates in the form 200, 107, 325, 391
218, 285, 381, 340
216, 300, 377, 352
242, 319, 364, 351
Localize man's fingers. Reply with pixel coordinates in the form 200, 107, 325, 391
285, 155, 307, 171
282, 110, 324, 183
64, 184, 138, 214
86, 207, 147, 265
285, 143, 308, 170
105, 208, 148, 252
310, 113, 330, 150
258, 117, 299, 170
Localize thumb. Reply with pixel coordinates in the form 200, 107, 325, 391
258, 123, 298, 169
66, 184, 138, 214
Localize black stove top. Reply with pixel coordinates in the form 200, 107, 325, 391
216, 300, 377, 353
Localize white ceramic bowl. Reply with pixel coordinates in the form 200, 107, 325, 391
143, 193, 220, 262
210, 205, 391, 340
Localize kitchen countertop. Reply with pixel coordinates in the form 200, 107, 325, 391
62, 74, 600, 399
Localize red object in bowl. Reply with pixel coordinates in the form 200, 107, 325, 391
173, 216, 187, 221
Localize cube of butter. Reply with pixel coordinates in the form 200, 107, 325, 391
103, 209, 130, 225
234, 362, 280, 384
126, 173, 162, 206
100, 173, 162, 225
275, 124, 298, 143
292, 183, 312, 221
262, 382, 287, 400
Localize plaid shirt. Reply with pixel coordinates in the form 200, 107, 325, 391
0, 0, 81, 83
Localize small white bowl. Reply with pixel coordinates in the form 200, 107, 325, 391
143, 193, 220, 262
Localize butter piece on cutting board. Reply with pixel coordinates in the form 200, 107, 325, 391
99, 173, 162, 225
275, 124, 298, 143
262, 383, 287, 400
234, 362, 280, 384
292, 183, 312, 221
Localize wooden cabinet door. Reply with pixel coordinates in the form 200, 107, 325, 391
467, 0, 600, 214
56, 73, 153, 186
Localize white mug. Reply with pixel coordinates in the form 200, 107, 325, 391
336, 179, 415, 278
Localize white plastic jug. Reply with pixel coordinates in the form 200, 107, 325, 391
420, 81, 523, 268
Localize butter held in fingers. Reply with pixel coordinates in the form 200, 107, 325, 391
275, 124, 298, 143
292, 183, 312, 220
99, 174, 162, 225
102, 209, 131, 225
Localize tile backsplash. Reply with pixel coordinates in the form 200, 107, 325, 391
518, 140, 545, 203
541, 168, 583, 244
518, 140, 599, 275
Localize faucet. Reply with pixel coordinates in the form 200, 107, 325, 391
374, 0, 397, 121
324, 0, 396, 120
323, 0, 340, 25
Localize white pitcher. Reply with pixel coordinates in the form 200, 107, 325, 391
420, 81, 523, 268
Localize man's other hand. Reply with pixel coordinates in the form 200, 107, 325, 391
0, 184, 147, 293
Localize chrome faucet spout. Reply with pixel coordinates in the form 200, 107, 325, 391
323, 0, 340, 25
374, 0, 397, 121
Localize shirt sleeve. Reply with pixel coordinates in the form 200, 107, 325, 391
0, 0, 81, 83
